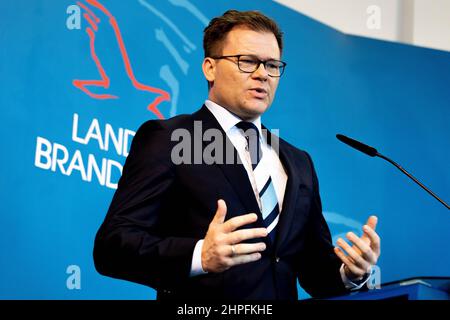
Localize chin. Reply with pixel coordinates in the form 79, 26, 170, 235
243, 101, 269, 117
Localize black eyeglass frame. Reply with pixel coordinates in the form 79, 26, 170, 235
210, 54, 287, 77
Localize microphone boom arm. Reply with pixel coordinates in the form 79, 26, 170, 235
375, 152, 450, 210
336, 134, 449, 210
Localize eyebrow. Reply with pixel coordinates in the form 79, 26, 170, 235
239, 54, 280, 61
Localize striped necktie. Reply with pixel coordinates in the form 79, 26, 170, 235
236, 121, 280, 243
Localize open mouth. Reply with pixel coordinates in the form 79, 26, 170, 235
249, 88, 268, 98
251, 88, 267, 94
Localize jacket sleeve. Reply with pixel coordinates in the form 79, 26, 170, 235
93, 120, 198, 291
296, 152, 349, 298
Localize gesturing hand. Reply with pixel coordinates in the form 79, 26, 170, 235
334, 216, 381, 281
201, 199, 268, 273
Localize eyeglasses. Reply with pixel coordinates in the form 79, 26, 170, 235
210, 54, 287, 77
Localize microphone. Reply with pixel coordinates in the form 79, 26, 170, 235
336, 134, 449, 210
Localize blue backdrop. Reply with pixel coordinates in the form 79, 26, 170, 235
1, 0, 449, 299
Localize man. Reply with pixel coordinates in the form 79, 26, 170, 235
93, 10, 380, 300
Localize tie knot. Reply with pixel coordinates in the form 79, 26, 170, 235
236, 121, 259, 137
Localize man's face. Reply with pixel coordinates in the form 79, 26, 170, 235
203, 27, 281, 120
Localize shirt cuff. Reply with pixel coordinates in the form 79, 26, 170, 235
340, 264, 371, 290
190, 239, 208, 277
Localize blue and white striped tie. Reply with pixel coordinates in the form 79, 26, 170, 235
236, 121, 280, 243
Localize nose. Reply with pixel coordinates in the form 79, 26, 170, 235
251, 62, 269, 81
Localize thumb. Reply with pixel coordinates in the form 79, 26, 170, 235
361, 215, 378, 243
366, 215, 378, 230
212, 199, 227, 224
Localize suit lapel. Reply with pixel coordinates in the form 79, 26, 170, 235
192, 106, 262, 220
192, 106, 304, 251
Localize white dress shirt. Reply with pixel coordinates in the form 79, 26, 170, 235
204, 100, 288, 210
189, 100, 369, 291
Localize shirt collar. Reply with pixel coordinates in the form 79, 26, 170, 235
204, 99, 262, 135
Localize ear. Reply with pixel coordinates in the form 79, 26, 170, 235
202, 57, 216, 84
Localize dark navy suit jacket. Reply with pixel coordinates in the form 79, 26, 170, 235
93, 106, 348, 300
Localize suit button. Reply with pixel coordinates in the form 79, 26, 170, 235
275, 257, 280, 263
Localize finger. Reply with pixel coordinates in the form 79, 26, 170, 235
346, 232, 377, 265
212, 199, 227, 224
227, 228, 268, 244
363, 225, 381, 255
228, 252, 262, 267
361, 215, 378, 243
231, 242, 266, 256
334, 247, 365, 276
334, 247, 358, 269
366, 216, 378, 230
222, 213, 259, 233
337, 238, 371, 272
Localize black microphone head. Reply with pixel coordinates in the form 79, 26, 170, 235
336, 134, 378, 157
